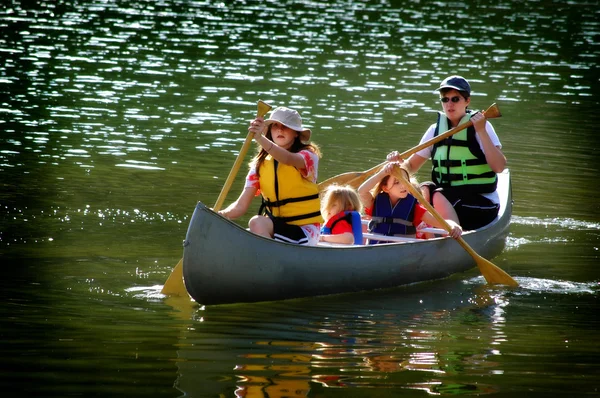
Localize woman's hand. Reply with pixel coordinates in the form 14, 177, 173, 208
382, 161, 401, 175
471, 111, 486, 133
386, 151, 400, 162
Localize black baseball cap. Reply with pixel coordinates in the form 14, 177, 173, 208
437, 75, 471, 95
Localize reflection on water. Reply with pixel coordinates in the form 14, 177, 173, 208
1, 0, 599, 397
174, 285, 515, 396
172, 277, 598, 396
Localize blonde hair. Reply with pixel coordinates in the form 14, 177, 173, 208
373, 165, 420, 196
321, 184, 363, 214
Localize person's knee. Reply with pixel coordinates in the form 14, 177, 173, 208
249, 215, 273, 237
248, 215, 264, 232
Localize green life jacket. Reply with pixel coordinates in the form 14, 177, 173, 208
431, 112, 497, 195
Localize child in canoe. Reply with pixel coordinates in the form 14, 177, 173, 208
319, 184, 364, 245
358, 162, 462, 243
218, 106, 323, 245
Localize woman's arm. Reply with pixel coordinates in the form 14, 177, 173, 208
472, 113, 507, 173
404, 153, 428, 175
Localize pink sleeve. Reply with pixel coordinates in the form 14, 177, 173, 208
244, 167, 261, 195
298, 150, 319, 183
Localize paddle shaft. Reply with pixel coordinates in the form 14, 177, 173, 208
213, 133, 254, 211
319, 103, 501, 191
213, 101, 272, 211
161, 100, 272, 296
390, 165, 518, 287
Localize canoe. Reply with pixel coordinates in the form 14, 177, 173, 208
183, 169, 512, 305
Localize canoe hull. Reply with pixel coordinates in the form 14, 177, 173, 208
183, 170, 512, 305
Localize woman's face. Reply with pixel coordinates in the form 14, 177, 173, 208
440, 89, 470, 123
270, 122, 298, 149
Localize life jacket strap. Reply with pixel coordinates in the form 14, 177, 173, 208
262, 206, 322, 224
262, 193, 320, 208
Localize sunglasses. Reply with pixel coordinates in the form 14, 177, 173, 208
440, 96, 462, 103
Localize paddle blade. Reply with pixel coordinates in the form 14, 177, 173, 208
474, 254, 519, 286
257, 100, 272, 117
455, 236, 518, 286
391, 165, 518, 288
482, 103, 501, 119
161, 258, 187, 296
319, 163, 385, 192
318, 171, 364, 191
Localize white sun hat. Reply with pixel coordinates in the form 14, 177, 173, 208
264, 106, 311, 142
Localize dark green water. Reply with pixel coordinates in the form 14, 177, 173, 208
1, 1, 598, 397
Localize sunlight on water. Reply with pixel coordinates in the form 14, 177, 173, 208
514, 278, 598, 295
126, 285, 168, 301
2, 1, 600, 397
513, 215, 600, 231
465, 275, 598, 296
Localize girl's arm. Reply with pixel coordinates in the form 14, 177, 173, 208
252, 133, 305, 169
357, 168, 386, 210
218, 186, 257, 220
320, 232, 354, 244
249, 119, 307, 169
421, 212, 463, 239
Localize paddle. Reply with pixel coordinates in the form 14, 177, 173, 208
161, 100, 273, 296
390, 165, 518, 287
318, 103, 502, 191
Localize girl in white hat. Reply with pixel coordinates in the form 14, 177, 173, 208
219, 106, 323, 245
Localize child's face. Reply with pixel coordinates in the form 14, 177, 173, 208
383, 176, 409, 200
270, 122, 297, 149
322, 199, 342, 221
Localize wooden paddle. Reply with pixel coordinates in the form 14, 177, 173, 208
318, 103, 502, 191
390, 165, 518, 287
161, 100, 273, 296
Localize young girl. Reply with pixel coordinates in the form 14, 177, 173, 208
218, 106, 323, 245
358, 162, 462, 244
319, 184, 363, 245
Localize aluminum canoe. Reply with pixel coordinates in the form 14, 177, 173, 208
183, 169, 512, 305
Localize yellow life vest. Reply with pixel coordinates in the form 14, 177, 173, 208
258, 155, 323, 225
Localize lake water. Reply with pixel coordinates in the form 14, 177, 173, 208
1, 1, 599, 397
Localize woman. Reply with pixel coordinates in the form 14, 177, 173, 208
218, 106, 323, 245
388, 76, 507, 230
